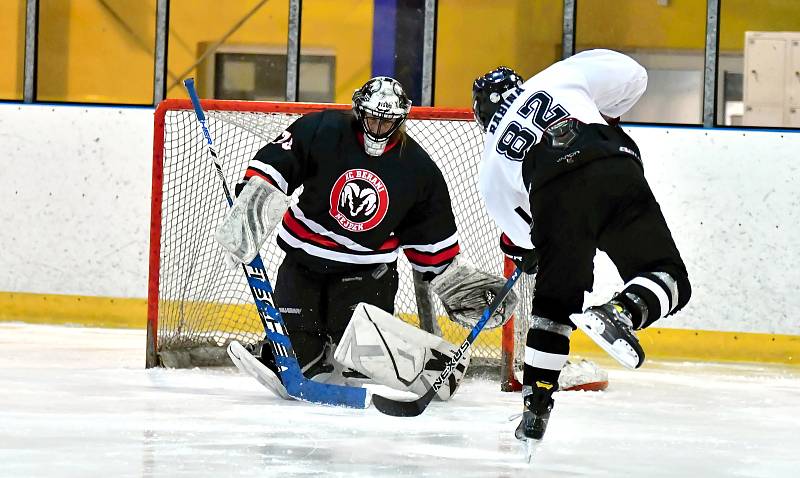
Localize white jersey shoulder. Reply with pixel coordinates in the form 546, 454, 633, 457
478, 49, 647, 249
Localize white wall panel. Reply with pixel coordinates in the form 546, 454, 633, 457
0, 104, 798, 335
0, 104, 153, 298
589, 126, 800, 334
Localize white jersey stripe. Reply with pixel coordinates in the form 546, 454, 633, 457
401, 232, 459, 253
249, 163, 289, 194
278, 225, 398, 264
289, 205, 374, 252
409, 263, 449, 275
291, 204, 459, 255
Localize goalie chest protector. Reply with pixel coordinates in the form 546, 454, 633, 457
255, 110, 458, 273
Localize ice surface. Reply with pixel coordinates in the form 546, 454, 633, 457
1, 323, 799, 478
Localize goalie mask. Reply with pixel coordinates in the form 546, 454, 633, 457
472, 66, 523, 132
352, 76, 412, 156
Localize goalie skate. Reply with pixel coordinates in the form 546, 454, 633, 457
227, 341, 290, 400
571, 303, 645, 369
559, 359, 609, 391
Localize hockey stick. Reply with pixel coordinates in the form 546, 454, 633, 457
183, 78, 369, 409
372, 267, 522, 416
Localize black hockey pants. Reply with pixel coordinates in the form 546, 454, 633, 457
273, 256, 399, 368
530, 155, 689, 328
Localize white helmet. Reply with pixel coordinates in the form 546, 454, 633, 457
352, 77, 412, 156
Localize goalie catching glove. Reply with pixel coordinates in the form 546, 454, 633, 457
431, 254, 519, 329
215, 176, 290, 264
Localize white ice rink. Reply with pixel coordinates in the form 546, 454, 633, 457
1, 323, 799, 478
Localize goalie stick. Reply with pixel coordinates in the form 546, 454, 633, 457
372, 267, 522, 417
183, 78, 369, 409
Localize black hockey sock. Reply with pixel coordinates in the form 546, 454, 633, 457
522, 328, 570, 387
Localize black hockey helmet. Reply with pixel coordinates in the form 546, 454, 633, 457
472, 66, 524, 132
352, 76, 412, 156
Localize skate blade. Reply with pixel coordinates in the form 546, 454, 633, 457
571, 313, 642, 369
522, 437, 543, 464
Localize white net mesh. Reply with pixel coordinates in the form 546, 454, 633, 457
152, 103, 533, 378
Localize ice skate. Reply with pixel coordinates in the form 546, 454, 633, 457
515, 381, 556, 462
304, 359, 336, 383
570, 301, 645, 369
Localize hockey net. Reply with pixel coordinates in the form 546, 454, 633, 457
147, 100, 535, 390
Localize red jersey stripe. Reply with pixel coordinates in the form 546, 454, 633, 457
282, 212, 342, 249
283, 210, 402, 254
404, 243, 460, 266
378, 236, 401, 251
244, 168, 277, 187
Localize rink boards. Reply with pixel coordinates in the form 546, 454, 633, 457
0, 103, 799, 365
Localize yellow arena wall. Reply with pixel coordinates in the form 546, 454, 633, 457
434, 0, 564, 107
166, 0, 376, 103
2, 290, 798, 366
0, 0, 26, 100
4, 1, 800, 105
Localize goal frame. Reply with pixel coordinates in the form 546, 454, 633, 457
147, 99, 522, 391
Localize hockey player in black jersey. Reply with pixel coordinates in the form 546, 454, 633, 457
473, 50, 691, 445
215, 76, 517, 400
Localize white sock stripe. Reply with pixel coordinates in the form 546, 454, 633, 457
627, 276, 670, 318
652, 271, 679, 312
524, 347, 568, 371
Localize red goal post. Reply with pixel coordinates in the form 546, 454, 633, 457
147, 99, 531, 391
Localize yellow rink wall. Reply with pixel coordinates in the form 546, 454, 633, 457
5, 1, 800, 105
2, 291, 797, 366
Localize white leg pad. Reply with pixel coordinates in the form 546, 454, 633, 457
334, 303, 470, 401
227, 341, 290, 400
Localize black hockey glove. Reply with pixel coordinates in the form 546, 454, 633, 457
499, 233, 538, 274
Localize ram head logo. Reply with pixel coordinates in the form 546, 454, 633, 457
340, 182, 378, 219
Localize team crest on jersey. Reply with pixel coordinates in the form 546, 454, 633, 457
329, 169, 389, 232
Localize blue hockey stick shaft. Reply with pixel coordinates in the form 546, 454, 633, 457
182, 79, 368, 408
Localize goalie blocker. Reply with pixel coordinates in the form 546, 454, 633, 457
215, 175, 290, 264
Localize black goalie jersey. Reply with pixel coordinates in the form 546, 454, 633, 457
239, 109, 460, 275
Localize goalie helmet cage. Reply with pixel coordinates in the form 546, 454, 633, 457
147, 99, 535, 391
